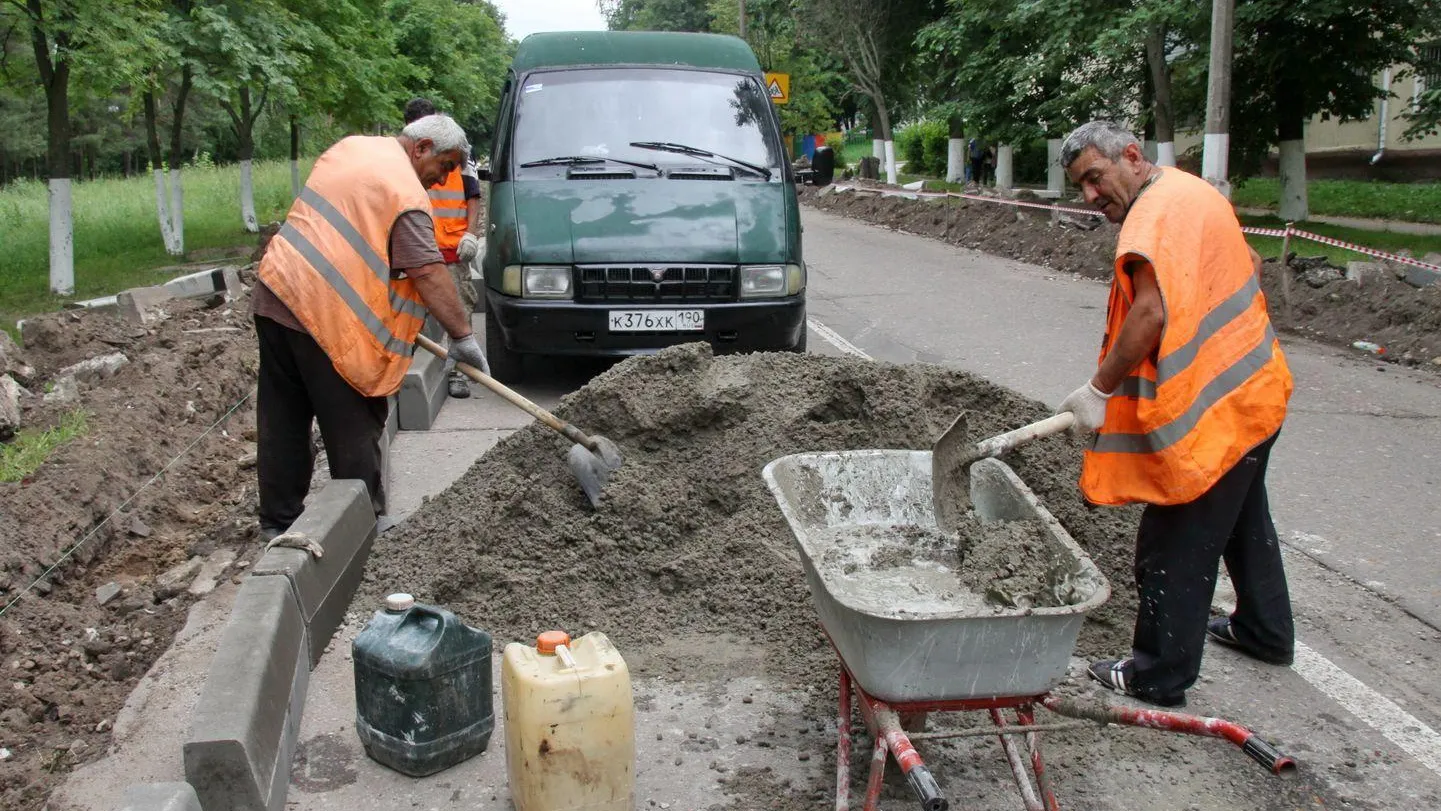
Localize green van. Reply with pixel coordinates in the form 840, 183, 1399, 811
476, 31, 806, 381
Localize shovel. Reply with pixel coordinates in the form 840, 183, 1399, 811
416, 334, 622, 508
932, 411, 1076, 534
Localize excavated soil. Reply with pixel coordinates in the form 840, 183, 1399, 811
801, 185, 1441, 369
0, 281, 261, 811
361, 344, 1142, 689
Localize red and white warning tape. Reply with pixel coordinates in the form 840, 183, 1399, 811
828, 185, 1441, 273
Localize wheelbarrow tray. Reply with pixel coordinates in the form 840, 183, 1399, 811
762, 450, 1110, 703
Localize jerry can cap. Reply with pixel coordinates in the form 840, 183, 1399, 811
384, 593, 415, 612
536, 630, 570, 655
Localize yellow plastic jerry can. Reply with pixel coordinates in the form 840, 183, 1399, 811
502, 630, 635, 810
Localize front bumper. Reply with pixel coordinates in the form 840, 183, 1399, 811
486, 292, 806, 356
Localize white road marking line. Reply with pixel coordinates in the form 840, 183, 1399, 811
807, 317, 869, 359
815, 312, 1441, 777
1290, 641, 1441, 774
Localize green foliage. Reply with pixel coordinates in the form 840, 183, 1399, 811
0, 410, 88, 484
387, 0, 512, 143
896, 119, 947, 176
1233, 178, 1441, 224
600, 0, 715, 32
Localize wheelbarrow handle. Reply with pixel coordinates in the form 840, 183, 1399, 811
414, 334, 598, 451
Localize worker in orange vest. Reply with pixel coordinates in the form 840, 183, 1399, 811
1057, 121, 1295, 707
404, 98, 486, 399
251, 114, 489, 541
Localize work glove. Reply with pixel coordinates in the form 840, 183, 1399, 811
457, 232, 482, 262
1057, 381, 1111, 435
446, 334, 490, 378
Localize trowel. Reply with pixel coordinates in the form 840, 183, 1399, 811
932, 411, 1076, 534
416, 335, 622, 508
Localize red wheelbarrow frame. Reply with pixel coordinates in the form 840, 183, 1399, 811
834, 659, 1296, 811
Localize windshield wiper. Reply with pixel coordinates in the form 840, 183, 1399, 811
629, 141, 772, 180
519, 155, 661, 173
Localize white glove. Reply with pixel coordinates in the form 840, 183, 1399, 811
446, 334, 490, 377
457, 232, 482, 262
1057, 381, 1111, 435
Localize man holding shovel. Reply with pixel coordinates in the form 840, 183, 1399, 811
1056, 120, 1294, 707
251, 114, 489, 541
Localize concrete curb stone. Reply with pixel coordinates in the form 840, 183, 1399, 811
251, 480, 377, 666
116, 782, 202, 811
183, 574, 309, 811
398, 335, 447, 430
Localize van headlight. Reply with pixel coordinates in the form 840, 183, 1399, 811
503, 265, 572, 299
739, 265, 786, 298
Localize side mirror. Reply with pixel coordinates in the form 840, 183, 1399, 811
476, 166, 492, 183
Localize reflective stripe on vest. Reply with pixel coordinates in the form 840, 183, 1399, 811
1080, 168, 1292, 507
428, 168, 469, 251
258, 135, 432, 397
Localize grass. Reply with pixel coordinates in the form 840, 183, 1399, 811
1231, 178, 1441, 225
1242, 214, 1441, 266
0, 159, 312, 335
0, 409, 88, 483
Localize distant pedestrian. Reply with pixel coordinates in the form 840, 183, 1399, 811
969, 137, 986, 186
982, 145, 996, 186
404, 98, 486, 399
1056, 120, 1294, 708
251, 114, 489, 541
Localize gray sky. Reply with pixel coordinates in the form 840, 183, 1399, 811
491, 0, 607, 41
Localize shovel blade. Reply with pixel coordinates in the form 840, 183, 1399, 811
568, 436, 624, 508
932, 411, 980, 534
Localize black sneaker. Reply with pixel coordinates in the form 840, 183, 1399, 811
1206, 617, 1293, 666
1087, 659, 1186, 708
447, 372, 472, 399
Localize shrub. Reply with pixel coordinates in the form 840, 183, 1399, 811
895, 120, 949, 177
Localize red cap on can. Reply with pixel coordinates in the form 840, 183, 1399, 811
536, 630, 570, 655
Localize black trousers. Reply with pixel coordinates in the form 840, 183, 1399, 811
1130, 432, 1293, 698
255, 316, 388, 530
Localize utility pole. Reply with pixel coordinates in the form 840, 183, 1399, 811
738, 0, 747, 39
1201, 0, 1234, 197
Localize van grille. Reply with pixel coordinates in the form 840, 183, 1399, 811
576, 265, 736, 303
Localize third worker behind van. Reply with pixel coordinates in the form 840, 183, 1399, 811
475, 31, 807, 382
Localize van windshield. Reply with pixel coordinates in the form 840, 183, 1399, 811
512, 68, 784, 180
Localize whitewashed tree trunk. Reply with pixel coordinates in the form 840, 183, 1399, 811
239, 159, 258, 233
169, 167, 185, 254
883, 140, 897, 185
291, 160, 301, 199
1202, 133, 1230, 198
872, 139, 884, 161
946, 138, 965, 183
1156, 142, 1176, 167
1278, 139, 1308, 222
1047, 138, 1064, 194
996, 145, 1014, 190
153, 168, 179, 255
49, 178, 74, 295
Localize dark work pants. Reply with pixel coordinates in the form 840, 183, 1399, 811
255, 316, 388, 530
1129, 432, 1294, 699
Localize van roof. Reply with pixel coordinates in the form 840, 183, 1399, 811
512, 31, 761, 74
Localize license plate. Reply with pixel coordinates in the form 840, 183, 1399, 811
607, 309, 705, 332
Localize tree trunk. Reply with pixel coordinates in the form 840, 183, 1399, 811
32, 4, 74, 295
995, 144, 1014, 190
1146, 25, 1176, 167
1277, 89, 1308, 222
873, 96, 896, 184
946, 115, 965, 183
144, 91, 180, 254
290, 114, 301, 198
169, 66, 192, 252
1047, 138, 1064, 193
236, 86, 259, 233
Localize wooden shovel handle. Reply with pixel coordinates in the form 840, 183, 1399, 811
414, 334, 598, 451
972, 412, 1075, 460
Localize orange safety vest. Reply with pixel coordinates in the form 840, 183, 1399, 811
428, 166, 469, 262
259, 135, 430, 398
1081, 168, 1293, 506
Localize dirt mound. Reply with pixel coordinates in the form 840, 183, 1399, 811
801, 185, 1120, 280
361, 345, 1142, 692
802, 186, 1441, 368
1, 288, 261, 810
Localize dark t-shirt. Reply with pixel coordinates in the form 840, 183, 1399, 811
252, 209, 443, 332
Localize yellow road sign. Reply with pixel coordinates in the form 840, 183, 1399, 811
765, 72, 790, 104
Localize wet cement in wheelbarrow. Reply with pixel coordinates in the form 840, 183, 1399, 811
361, 343, 1140, 683
819, 518, 1065, 615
